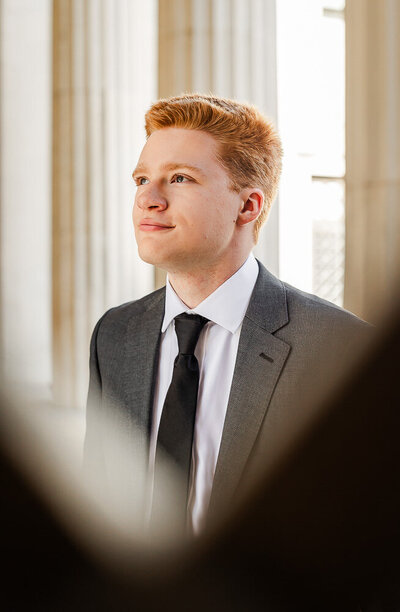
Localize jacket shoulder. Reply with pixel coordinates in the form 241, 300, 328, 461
253, 260, 370, 334
283, 281, 370, 331
92, 286, 165, 340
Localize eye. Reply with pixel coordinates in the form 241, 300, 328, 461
135, 176, 149, 186
172, 174, 189, 183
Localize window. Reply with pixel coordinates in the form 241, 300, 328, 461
276, 0, 345, 305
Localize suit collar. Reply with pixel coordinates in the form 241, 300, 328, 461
245, 259, 289, 333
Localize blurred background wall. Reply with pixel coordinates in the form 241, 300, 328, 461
0, 0, 399, 415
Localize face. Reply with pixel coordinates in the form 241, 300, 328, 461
132, 128, 245, 274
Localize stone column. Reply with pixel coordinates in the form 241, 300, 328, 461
0, 0, 52, 395
52, 0, 157, 407
345, 0, 400, 322
156, 0, 279, 288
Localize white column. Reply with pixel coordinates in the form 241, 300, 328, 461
345, 0, 400, 322
0, 0, 52, 395
52, 0, 157, 407
157, 0, 280, 277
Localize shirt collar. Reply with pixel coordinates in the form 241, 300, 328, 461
162, 254, 259, 334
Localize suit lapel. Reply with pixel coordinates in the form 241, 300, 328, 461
209, 262, 291, 514
123, 289, 165, 441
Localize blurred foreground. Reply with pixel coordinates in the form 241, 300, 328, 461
1, 307, 400, 611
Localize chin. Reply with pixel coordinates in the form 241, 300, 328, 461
137, 245, 169, 269
138, 248, 198, 276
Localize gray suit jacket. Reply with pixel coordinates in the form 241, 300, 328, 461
85, 260, 369, 524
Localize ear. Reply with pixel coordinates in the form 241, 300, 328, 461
236, 189, 264, 227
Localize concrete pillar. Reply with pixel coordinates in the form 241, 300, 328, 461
157, 0, 279, 288
52, 0, 157, 407
345, 0, 400, 322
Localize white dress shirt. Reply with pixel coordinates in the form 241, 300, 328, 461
149, 254, 259, 533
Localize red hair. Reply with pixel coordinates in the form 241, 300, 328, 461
145, 93, 282, 241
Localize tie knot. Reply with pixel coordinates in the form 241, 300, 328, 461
174, 313, 208, 355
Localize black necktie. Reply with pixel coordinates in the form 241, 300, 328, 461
151, 313, 208, 531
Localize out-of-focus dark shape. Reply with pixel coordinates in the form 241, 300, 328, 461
198, 311, 400, 611
1, 308, 400, 611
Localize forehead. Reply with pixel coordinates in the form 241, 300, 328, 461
137, 127, 221, 170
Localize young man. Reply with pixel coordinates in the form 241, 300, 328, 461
85, 94, 368, 538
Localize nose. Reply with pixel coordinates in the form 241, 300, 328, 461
135, 184, 168, 211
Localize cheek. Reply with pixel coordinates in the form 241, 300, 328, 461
132, 201, 139, 223
209, 197, 237, 233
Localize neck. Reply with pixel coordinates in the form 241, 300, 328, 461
168, 252, 252, 308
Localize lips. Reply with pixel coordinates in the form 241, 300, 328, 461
139, 220, 175, 232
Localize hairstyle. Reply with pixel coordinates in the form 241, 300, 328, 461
144, 93, 283, 242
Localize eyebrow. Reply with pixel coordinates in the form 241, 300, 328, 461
132, 162, 206, 178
